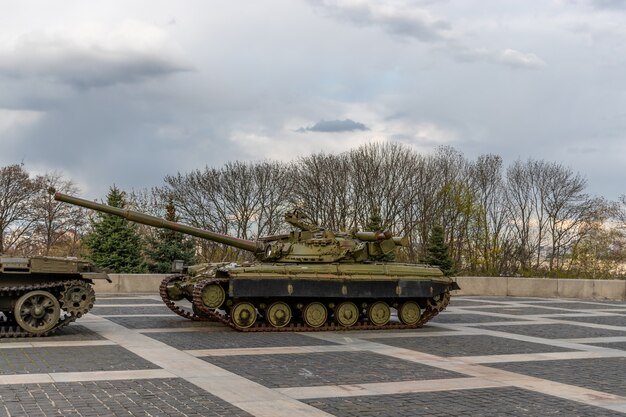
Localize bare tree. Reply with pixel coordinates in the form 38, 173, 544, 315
466, 154, 510, 275
253, 161, 293, 237
31, 172, 86, 256
292, 152, 354, 231
0, 164, 40, 254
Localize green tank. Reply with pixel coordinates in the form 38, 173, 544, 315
0, 256, 110, 337
54, 191, 460, 331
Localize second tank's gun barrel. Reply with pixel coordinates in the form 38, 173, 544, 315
53, 192, 262, 254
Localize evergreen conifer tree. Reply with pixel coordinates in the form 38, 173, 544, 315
423, 225, 455, 276
144, 200, 196, 273
84, 186, 146, 273
366, 208, 383, 231
365, 208, 396, 261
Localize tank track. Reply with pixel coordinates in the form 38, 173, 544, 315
191, 278, 450, 332
158, 274, 214, 321
0, 280, 94, 338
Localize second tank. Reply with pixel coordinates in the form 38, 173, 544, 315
54, 191, 460, 331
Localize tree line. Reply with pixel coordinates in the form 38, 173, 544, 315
1, 142, 625, 277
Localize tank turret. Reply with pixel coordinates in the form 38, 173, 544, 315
53, 192, 408, 263
53, 190, 458, 332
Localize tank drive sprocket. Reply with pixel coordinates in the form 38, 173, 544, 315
59, 280, 96, 317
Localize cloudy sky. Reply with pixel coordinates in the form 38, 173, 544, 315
1, 0, 625, 199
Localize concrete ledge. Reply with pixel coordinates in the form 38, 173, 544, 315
93, 274, 626, 301
454, 276, 507, 296
508, 277, 559, 298
453, 276, 626, 300
93, 274, 168, 294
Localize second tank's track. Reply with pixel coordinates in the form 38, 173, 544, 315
159, 274, 214, 321
0, 280, 94, 338
190, 277, 450, 332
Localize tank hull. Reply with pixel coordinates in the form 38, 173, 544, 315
161, 262, 458, 331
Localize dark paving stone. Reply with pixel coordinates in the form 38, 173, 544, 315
202, 351, 464, 388
586, 341, 626, 351
303, 386, 625, 417
0, 345, 158, 374
106, 315, 214, 329
489, 357, 626, 397
0, 378, 251, 417
553, 315, 626, 327
431, 312, 521, 324
366, 334, 574, 357
0, 325, 103, 344
90, 305, 173, 315
473, 323, 626, 339
94, 297, 161, 305
148, 331, 337, 350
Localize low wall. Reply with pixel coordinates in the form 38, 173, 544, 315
93, 274, 626, 301
92, 274, 168, 294
452, 276, 626, 301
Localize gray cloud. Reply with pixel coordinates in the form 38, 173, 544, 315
311, 1, 545, 70
589, 0, 626, 10
297, 119, 369, 133
453, 47, 546, 69
311, 0, 454, 42
0, 26, 190, 88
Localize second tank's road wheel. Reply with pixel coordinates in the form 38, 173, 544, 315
335, 301, 359, 327
231, 302, 257, 329
14, 290, 61, 335
60, 281, 96, 317
398, 301, 421, 325
266, 302, 291, 328
367, 301, 391, 326
200, 284, 226, 309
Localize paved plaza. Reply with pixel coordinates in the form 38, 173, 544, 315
1, 295, 625, 416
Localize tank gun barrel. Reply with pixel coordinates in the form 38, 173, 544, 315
355, 231, 409, 247
53, 191, 261, 254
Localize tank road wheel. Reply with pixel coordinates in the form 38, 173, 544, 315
60, 281, 96, 317
231, 302, 257, 329
367, 301, 391, 326
303, 302, 327, 328
14, 290, 61, 335
335, 301, 359, 327
266, 302, 292, 328
201, 284, 226, 309
398, 301, 421, 325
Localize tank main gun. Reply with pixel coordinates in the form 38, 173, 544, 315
52, 191, 262, 255
53, 191, 409, 263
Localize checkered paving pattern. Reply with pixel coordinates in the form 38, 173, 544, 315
0, 293, 624, 416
